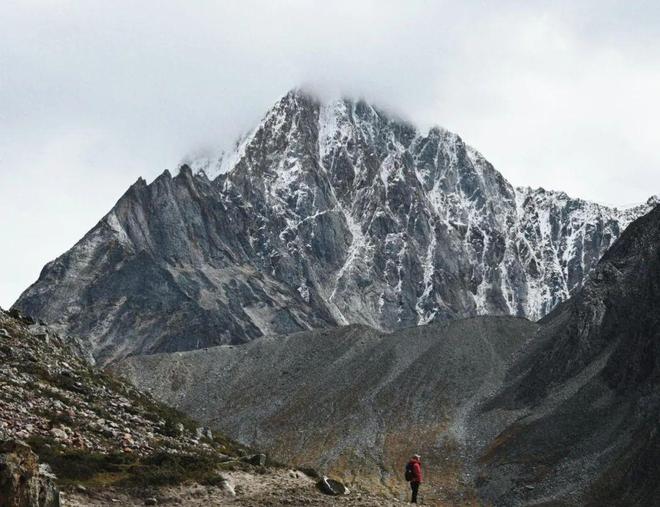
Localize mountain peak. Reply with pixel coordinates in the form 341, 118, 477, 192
13, 92, 655, 364
272, 87, 321, 113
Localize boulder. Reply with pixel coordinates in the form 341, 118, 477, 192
0, 439, 60, 506
244, 454, 266, 466
220, 479, 235, 496
317, 476, 350, 496
49, 428, 67, 442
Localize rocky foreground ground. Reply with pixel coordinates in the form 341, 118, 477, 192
62, 469, 411, 506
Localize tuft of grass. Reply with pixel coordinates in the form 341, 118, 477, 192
26, 436, 229, 489
212, 433, 246, 455
27, 436, 135, 487
127, 450, 221, 487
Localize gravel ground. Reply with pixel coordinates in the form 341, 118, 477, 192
62, 468, 408, 506
117, 316, 537, 505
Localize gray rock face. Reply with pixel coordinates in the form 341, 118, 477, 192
473, 203, 660, 506
13, 89, 657, 364
0, 440, 60, 507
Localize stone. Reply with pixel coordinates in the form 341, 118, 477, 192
220, 480, 236, 496
49, 428, 67, 441
317, 476, 349, 496
0, 439, 60, 507
15, 430, 29, 440
0, 328, 10, 338
144, 498, 158, 505
246, 454, 266, 466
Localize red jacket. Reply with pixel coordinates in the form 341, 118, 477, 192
408, 458, 422, 483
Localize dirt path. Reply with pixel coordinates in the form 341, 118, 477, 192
61, 468, 407, 506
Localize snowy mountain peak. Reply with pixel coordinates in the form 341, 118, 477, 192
14, 89, 658, 363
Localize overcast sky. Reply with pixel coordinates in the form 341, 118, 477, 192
1, 1, 659, 308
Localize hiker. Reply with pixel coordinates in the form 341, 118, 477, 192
405, 453, 423, 503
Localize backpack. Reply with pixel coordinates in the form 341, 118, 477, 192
405, 462, 414, 481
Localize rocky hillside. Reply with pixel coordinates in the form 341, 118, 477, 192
473, 203, 660, 506
0, 309, 224, 462
14, 90, 657, 364
117, 316, 538, 505
1, 308, 404, 506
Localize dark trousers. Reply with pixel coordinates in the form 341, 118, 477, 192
410, 481, 420, 503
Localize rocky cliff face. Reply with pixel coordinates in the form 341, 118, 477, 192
14, 89, 657, 363
473, 203, 660, 506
